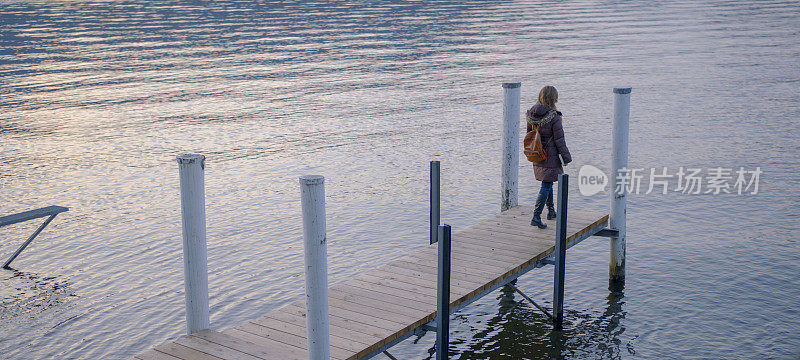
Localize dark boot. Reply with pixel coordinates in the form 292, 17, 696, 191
530, 193, 548, 229
546, 192, 556, 220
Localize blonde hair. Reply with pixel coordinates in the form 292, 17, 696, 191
537, 85, 558, 110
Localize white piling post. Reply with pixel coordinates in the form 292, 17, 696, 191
501, 81, 521, 211
177, 154, 210, 335
300, 175, 330, 360
610, 87, 630, 284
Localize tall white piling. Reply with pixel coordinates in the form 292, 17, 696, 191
177, 154, 210, 335
501, 81, 521, 211
610, 87, 630, 284
300, 175, 330, 360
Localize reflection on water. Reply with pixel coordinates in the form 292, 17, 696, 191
1, 0, 799, 359
443, 284, 630, 360
0, 269, 76, 325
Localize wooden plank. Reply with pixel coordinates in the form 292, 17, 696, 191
422, 245, 514, 274
456, 230, 553, 254
278, 304, 392, 360
331, 282, 433, 313
173, 333, 264, 360
392, 260, 491, 294
498, 214, 605, 235
223, 328, 344, 360
327, 295, 413, 329
154, 342, 222, 360
483, 207, 603, 228
253, 308, 377, 349
325, 300, 406, 332
470, 218, 560, 239
224, 328, 308, 354
372, 264, 483, 302
486, 213, 601, 238
377, 262, 485, 291
342, 278, 456, 338
488, 211, 608, 241
351, 274, 439, 306
352, 273, 479, 317
450, 230, 570, 304
327, 296, 428, 353
361, 268, 474, 302
0, 205, 68, 228
330, 284, 437, 341
346, 277, 437, 305
380, 258, 486, 288
281, 303, 391, 343
229, 323, 352, 360
315, 294, 432, 360
452, 234, 547, 260
328, 284, 430, 319
449, 245, 530, 271
388, 258, 492, 288
506, 206, 606, 222
393, 246, 494, 277
459, 224, 561, 249
406, 247, 513, 276
459, 225, 556, 249
195, 329, 305, 360
464, 216, 558, 239
135, 349, 181, 360
259, 303, 381, 345
460, 218, 557, 240
450, 244, 544, 277
362, 267, 473, 295
411, 245, 516, 272
501, 206, 604, 221
488, 215, 607, 246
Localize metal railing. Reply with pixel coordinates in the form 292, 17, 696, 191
1, 205, 68, 269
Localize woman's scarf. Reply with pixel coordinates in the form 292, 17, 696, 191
526, 107, 557, 129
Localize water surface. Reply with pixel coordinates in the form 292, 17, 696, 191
1, 1, 799, 359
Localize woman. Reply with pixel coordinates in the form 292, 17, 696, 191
526, 85, 572, 229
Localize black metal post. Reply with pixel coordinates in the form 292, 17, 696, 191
431, 161, 440, 244
436, 224, 451, 360
553, 174, 568, 330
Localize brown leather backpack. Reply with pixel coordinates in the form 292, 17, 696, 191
523, 127, 550, 163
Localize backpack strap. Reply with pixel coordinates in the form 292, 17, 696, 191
541, 110, 557, 146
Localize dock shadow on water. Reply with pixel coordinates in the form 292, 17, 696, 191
435, 285, 631, 360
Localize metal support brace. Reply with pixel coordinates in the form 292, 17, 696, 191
1, 206, 69, 269
382, 351, 399, 360
553, 174, 569, 330
593, 228, 619, 237
508, 283, 553, 319
421, 324, 437, 332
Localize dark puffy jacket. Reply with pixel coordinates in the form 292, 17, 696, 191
526, 104, 572, 182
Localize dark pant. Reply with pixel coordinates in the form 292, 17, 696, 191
534, 181, 554, 217
539, 181, 553, 202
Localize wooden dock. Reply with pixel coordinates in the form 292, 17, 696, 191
134, 205, 608, 360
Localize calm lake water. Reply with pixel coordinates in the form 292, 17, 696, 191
1, 1, 799, 359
